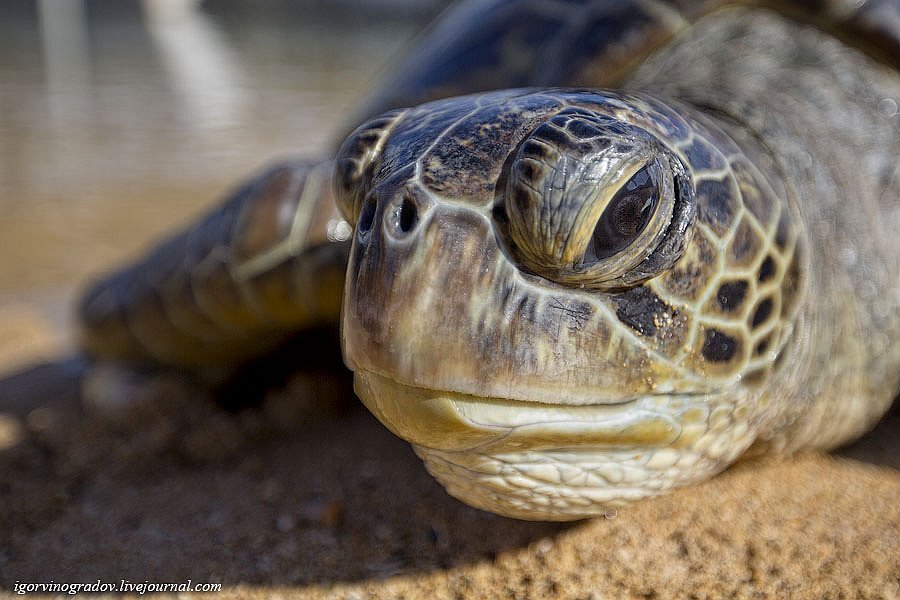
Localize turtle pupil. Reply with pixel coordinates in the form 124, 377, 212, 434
589, 165, 659, 261
612, 194, 653, 237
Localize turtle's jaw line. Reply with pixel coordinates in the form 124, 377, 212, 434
355, 368, 759, 520
354, 369, 688, 454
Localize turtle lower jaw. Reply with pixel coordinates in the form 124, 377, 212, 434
355, 369, 701, 453
355, 369, 760, 520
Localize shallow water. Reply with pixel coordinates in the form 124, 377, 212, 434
0, 1, 434, 361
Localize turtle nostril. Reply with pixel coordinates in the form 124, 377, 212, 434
387, 194, 419, 237
358, 195, 377, 235
397, 196, 418, 233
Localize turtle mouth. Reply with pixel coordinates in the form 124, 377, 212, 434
354, 369, 691, 454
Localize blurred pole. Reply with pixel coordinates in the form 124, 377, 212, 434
36, 0, 92, 195
141, 0, 246, 131
37, 0, 91, 123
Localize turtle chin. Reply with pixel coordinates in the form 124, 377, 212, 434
354, 369, 758, 521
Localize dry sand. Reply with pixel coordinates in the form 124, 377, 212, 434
0, 317, 897, 600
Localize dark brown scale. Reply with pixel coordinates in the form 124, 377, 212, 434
695, 177, 740, 237
716, 280, 749, 312
613, 286, 689, 356
681, 136, 726, 172
576, 141, 600, 154
614, 286, 671, 336
79, 274, 144, 361
758, 255, 777, 282
701, 328, 740, 363
535, 121, 574, 147
751, 297, 775, 328
519, 139, 555, 162
565, 118, 605, 139
727, 217, 762, 268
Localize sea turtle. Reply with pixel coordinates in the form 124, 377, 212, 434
78, 0, 900, 520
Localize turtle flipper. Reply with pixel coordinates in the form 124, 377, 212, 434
79, 159, 349, 371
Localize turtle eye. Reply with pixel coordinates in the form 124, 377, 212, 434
585, 164, 659, 263
501, 107, 695, 290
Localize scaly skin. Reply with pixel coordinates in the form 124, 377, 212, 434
626, 8, 900, 454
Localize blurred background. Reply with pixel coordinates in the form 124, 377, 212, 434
0, 0, 445, 374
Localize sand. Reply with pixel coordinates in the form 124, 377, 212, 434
0, 313, 897, 600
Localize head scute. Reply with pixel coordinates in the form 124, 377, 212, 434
333, 108, 407, 224
503, 106, 695, 290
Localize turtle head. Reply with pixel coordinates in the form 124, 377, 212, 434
333, 89, 802, 520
